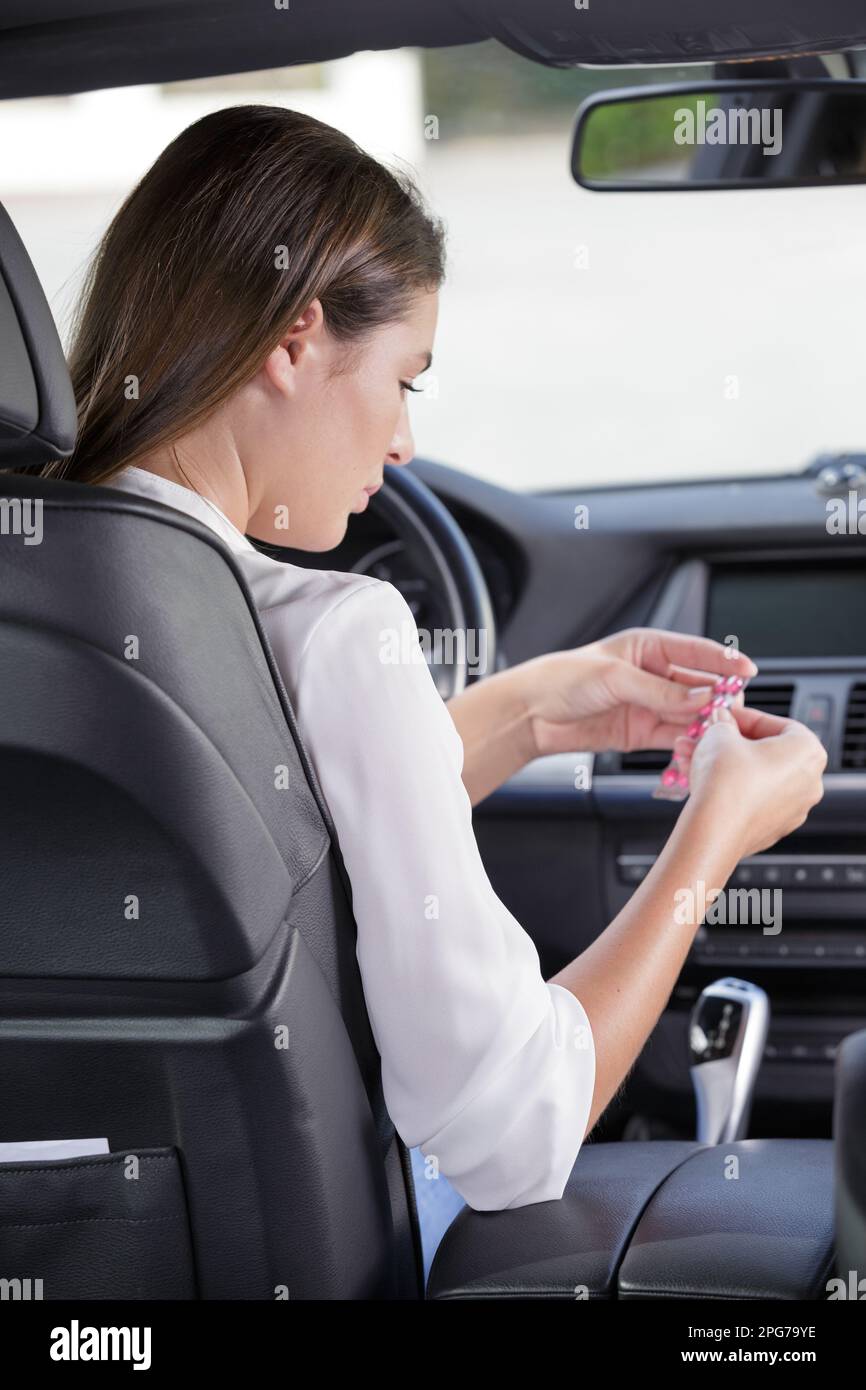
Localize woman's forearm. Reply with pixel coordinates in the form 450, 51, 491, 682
550, 788, 743, 1136
447, 665, 536, 805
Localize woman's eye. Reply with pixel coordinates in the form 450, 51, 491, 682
400, 380, 423, 394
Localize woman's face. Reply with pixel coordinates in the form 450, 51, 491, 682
243, 288, 438, 551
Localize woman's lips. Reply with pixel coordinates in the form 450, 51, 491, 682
351, 481, 383, 513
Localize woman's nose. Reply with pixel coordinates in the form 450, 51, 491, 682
386, 416, 415, 469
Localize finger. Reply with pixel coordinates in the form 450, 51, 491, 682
665, 665, 747, 709
730, 704, 792, 740
666, 663, 746, 691
647, 708, 741, 758
633, 631, 758, 682
613, 679, 746, 739
608, 663, 720, 718
665, 666, 719, 688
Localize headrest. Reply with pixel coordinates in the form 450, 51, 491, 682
0, 201, 77, 468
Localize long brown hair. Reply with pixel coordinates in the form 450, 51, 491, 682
40, 105, 446, 483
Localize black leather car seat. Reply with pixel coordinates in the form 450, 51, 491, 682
0, 199, 420, 1299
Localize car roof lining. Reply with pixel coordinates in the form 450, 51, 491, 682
0, 0, 486, 100
2, 1, 866, 102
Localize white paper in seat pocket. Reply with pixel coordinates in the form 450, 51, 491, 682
0, 1138, 110, 1164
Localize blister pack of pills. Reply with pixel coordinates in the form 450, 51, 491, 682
652, 673, 746, 802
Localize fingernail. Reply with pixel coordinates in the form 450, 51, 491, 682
688, 686, 713, 702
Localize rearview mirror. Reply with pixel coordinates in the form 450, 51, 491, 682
572, 79, 866, 190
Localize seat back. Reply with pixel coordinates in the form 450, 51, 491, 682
0, 203, 420, 1299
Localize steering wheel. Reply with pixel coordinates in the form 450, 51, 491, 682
367, 465, 497, 699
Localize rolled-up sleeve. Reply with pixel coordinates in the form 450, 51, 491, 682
286, 577, 596, 1211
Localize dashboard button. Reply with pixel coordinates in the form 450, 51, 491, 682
620, 862, 650, 884
802, 696, 832, 745
786, 940, 812, 958
843, 864, 866, 888
828, 943, 859, 960
758, 862, 784, 886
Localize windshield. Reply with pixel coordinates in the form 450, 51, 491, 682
3, 43, 862, 491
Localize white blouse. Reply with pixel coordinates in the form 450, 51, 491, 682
109, 466, 596, 1211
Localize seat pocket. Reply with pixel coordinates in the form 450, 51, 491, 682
0, 1145, 196, 1300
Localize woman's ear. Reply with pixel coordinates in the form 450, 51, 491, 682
262, 341, 294, 396
263, 298, 325, 396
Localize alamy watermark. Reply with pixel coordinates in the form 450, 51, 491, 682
0, 1275, 43, 1300
379, 621, 489, 678
0, 496, 42, 545
826, 490, 866, 535
675, 101, 783, 157
675, 880, 782, 935
50, 1321, 151, 1370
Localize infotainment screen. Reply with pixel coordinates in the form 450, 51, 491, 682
705, 561, 866, 659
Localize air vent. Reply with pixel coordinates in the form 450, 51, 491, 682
620, 749, 671, 773
842, 684, 866, 770
743, 682, 794, 719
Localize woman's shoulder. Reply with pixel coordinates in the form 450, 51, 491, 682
234, 550, 413, 679
237, 550, 404, 624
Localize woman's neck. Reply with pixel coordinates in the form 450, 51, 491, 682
132, 426, 252, 535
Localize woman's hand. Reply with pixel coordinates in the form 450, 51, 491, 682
520, 628, 757, 759
678, 705, 828, 858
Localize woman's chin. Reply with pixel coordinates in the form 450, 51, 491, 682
301, 515, 352, 553
246, 514, 349, 554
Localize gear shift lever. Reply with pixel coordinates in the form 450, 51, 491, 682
689, 978, 770, 1144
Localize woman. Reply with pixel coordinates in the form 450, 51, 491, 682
42, 106, 826, 1213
